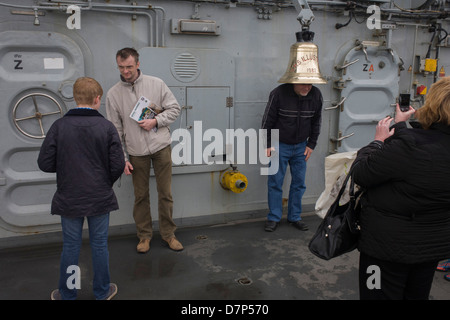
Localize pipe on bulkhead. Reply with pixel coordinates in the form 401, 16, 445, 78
0, 1, 166, 47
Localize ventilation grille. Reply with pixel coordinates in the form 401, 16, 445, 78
171, 52, 200, 82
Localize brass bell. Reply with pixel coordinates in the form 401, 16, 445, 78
279, 31, 327, 84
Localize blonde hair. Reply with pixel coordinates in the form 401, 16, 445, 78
73, 77, 103, 106
415, 77, 450, 129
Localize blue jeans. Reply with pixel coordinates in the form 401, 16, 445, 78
267, 141, 307, 222
59, 213, 110, 300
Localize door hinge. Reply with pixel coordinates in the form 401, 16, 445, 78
226, 96, 233, 108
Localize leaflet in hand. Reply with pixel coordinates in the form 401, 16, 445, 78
129, 96, 158, 132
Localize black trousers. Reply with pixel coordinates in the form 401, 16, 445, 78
359, 252, 438, 300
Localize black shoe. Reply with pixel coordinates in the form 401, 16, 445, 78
264, 220, 279, 232
288, 220, 309, 231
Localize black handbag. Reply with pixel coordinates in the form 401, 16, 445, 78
308, 167, 362, 260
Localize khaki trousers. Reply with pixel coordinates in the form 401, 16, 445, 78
129, 146, 176, 240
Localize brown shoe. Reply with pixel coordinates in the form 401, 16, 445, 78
163, 237, 184, 251
137, 239, 150, 253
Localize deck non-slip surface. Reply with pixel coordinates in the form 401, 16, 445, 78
1, 214, 449, 301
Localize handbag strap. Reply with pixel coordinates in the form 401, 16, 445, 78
336, 166, 355, 202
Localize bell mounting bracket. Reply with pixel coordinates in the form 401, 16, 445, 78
293, 0, 315, 29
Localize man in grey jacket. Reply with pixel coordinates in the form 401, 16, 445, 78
106, 47, 182, 253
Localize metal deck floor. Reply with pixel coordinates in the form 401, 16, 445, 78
1, 214, 449, 301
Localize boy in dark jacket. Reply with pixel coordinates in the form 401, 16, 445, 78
38, 77, 125, 300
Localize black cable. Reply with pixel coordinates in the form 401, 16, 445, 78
335, 11, 353, 29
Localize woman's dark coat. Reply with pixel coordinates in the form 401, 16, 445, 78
352, 121, 450, 264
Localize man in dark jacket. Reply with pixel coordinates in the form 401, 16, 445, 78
261, 83, 323, 232
38, 77, 125, 300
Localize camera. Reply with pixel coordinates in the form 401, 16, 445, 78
398, 94, 410, 112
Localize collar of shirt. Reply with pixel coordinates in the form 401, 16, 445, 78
120, 69, 142, 86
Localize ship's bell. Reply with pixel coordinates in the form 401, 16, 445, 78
278, 31, 327, 84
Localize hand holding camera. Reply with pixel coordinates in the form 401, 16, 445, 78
395, 94, 415, 123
